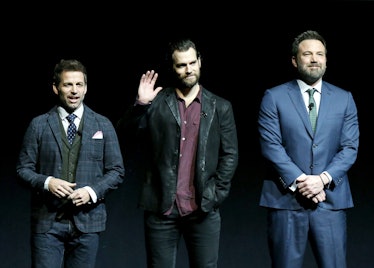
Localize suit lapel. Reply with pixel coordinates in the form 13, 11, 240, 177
48, 109, 64, 151
288, 84, 314, 137
316, 83, 332, 134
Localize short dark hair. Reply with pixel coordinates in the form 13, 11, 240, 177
166, 38, 201, 65
53, 59, 87, 86
291, 30, 327, 57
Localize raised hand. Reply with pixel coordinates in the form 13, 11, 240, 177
137, 70, 163, 104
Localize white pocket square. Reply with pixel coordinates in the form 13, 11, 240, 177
92, 131, 103, 139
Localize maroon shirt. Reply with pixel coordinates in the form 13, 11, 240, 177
165, 89, 202, 216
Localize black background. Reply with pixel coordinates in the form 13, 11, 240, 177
2, 2, 373, 267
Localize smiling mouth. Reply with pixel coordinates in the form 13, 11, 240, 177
69, 97, 79, 102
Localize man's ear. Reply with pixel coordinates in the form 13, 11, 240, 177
291, 56, 297, 68
52, 84, 59, 95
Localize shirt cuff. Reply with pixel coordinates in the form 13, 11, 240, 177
322, 171, 333, 188
289, 173, 306, 192
84, 186, 97, 203
45, 176, 53, 191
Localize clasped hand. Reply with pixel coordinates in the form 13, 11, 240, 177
297, 175, 326, 204
49, 177, 91, 206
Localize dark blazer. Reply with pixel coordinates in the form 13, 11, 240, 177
118, 86, 239, 214
16, 105, 125, 233
258, 80, 359, 210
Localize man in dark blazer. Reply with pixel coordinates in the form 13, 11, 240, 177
258, 30, 359, 268
16, 59, 125, 268
117, 38, 238, 268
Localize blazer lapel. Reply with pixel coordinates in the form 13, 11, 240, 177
288, 84, 314, 137
48, 109, 64, 151
315, 83, 332, 134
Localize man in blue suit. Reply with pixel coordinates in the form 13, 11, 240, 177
258, 30, 359, 268
16, 59, 125, 268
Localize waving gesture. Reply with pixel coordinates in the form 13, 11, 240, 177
137, 70, 163, 104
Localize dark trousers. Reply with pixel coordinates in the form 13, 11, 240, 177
31, 220, 100, 268
267, 207, 347, 268
144, 207, 221, 268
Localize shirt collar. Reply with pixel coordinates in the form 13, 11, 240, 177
57, 104, 84, 120
175, 85, 202, 103
296, 79, 322, 94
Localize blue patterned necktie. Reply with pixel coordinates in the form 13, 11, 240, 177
66, 114, 77, 144
308, 88, 317, 132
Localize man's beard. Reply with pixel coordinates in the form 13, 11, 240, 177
174, 74, 199, 90
298, 65, 326, 85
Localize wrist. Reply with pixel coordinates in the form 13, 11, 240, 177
319, 175, 326, 186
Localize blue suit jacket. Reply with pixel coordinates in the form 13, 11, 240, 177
16, 105, 125, 233
258, 80, 359, 210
